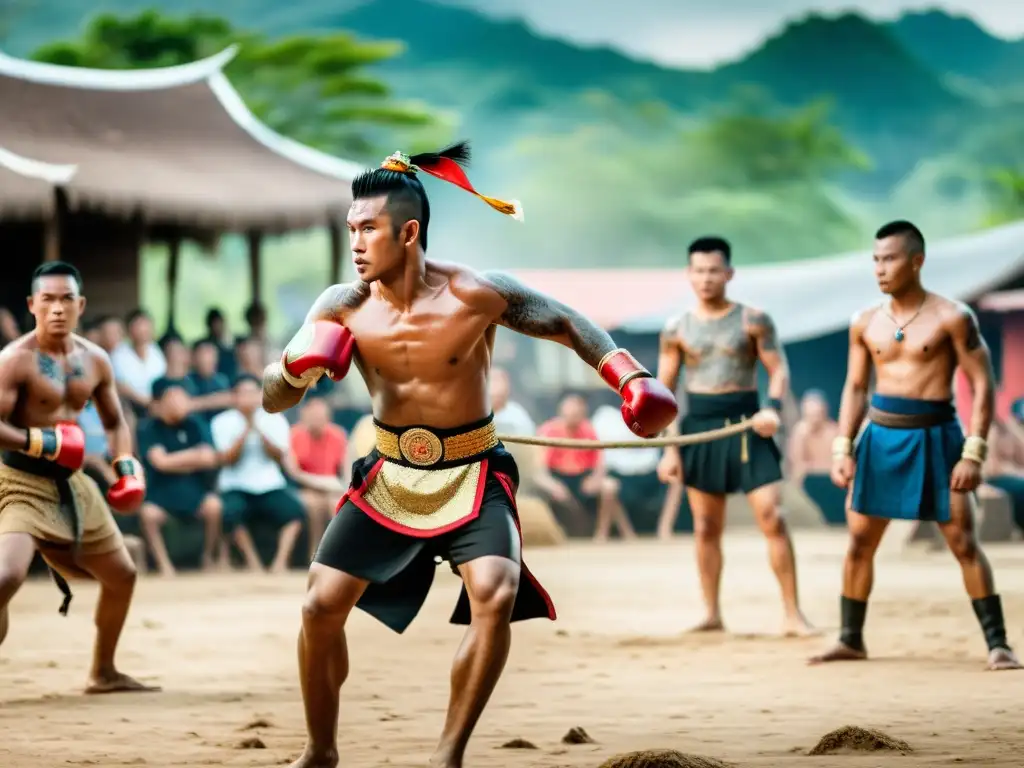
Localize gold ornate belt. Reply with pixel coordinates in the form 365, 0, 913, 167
374, 421, 499, 467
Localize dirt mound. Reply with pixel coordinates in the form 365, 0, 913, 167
500, 738, 538, 749
808, 725, 912, 755
597, 749, 732, 768
562, 726, 596, 744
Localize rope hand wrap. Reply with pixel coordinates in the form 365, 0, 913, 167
496, 419, 752, 449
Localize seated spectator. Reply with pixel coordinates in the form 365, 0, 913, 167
0, 306, 21, 348
234, 335, 265, 379
93, 315, 124, 356
787, 390, 845, 524
535, 392, 624, 540
112, 308, 166, 418
203, 307, 237, 382
212, 375, 305, 572
137, 381, 223, 576
490, 367, 536, 436
982, 420, 1024, 531
289, 396, 348, 561
593, 394, 661, 540
150, 336, 195, 399
187, 339, 233, 419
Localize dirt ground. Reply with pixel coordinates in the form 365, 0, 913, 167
1, 529, 1023, 767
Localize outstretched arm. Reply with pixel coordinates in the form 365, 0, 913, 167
262, 283, 364, 413
480, 270, 678, 437
480, 271, 617, 367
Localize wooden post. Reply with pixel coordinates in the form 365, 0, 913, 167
328, 221, 344, 285
42, 188, 67, 262
166, 234, 181, 332
247, 230, 263, 304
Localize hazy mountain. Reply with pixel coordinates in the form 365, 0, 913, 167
887, 10, 1024, 87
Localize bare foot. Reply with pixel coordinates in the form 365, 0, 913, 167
986, 647, 1023, 671
782, 613, 821, 638
656, 529, 674, 541
156, 566, 176, 578
686, 617, 725, 633
288, 747, 339, 768
270, 561, 289, 574
85, 670, 162, 694
428, 750, 460, 768
808, 640, 867, 664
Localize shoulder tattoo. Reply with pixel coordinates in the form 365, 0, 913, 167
660, 315, 681, 349
746, 309, 779, 352
309, 282, 370, 322
962, 308, 982, 351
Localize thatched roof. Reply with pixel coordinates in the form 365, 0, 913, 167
0, 146, 77, 217
0, 46, 364, 231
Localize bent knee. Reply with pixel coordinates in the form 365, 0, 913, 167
947, 533, 979, 563
469, 570, 520, 620
199, 495, 223, 519
755, 509, 787, 537
847, 534, 880, 561
301, 566, 364, 626
0, 565, 28, 596
693, 516, 724, 541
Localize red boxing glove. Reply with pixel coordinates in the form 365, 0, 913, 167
24, 423, 86, 471
599, 349, 678, 438
281, 320, 356, 389
106, 456, 145, 513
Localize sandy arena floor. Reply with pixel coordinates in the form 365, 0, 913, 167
1, 529, 1023, 767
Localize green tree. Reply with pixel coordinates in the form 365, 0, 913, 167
684, 97, 871, 188
30, 10, 438, 158
983, 168, 1024, 226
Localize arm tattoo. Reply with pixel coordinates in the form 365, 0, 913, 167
482, 271, 616, 368
262, 363, 305, 414
747, 310, 779, 352
963, 310, 982, 351
306, 281, 369, 323
660, 316, 681, 351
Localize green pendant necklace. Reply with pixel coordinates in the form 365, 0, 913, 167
885, 295, 927, 343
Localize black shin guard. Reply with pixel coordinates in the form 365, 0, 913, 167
972, 594, 1010, 651
839, 596, 868, 651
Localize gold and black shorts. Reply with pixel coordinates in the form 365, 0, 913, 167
314, 415, 555, 634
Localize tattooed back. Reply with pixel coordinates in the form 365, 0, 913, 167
852, 293, 981, 401
0, 333, 105, 428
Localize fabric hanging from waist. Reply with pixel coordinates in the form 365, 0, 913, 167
685, 390, 761, 419
1, 450, 80, 615
373, 414, 499, 469
868, 394, 956, 429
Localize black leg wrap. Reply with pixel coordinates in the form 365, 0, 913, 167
972, 594, 1010, 651
838, 596, 867, 651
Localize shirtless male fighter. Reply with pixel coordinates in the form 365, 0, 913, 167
261, 142, 678, 768
0, 261, 155, 692
656, 236, 814, 635
811, 220, 1021, 671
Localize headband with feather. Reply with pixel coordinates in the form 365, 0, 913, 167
381, 141, 524, 222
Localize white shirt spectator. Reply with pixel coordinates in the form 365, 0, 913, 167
211, 408, 290, 495
111, 341, 166, 399
592, 404, 660, 475
494, 401, 536, 437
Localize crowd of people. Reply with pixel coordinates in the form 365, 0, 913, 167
1, 299, 1022, 578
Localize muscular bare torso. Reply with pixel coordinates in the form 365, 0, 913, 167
0, 333, 104, 430
669, 303, 761, 393
855, 295, 965, 401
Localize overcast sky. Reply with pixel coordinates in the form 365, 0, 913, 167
438, 1, 1024, 67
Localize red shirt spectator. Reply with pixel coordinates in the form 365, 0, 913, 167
537, 418, 600, 476
291, 422, 348, 477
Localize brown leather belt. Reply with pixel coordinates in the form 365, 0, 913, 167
374, 421, 498, 467
867, 407, 952, 429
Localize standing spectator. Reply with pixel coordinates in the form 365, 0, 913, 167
211, 375, 306, 572
187, 339, 233, 419
137, 381, 224, 576
535, 392, 625, 539
289, 396, 348, 561
0, 306, 21, 347
112, 308, 166, 416
490, 367, 536, 436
